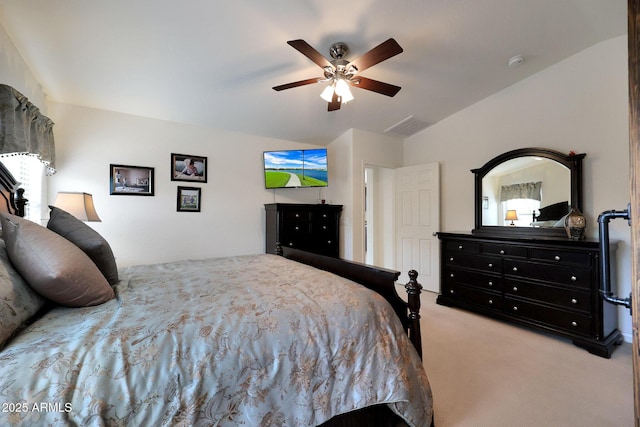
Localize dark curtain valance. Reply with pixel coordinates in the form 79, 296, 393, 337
0, 84, 56, 174
500, 181, 542, 202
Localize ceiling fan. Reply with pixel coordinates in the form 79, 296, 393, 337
273, 38, 403, 111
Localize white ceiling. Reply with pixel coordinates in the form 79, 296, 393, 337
0, 0, 628, 145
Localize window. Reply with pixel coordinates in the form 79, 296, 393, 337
1, 154, 47, 223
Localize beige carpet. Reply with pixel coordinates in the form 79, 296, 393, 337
420, 291, 633, 427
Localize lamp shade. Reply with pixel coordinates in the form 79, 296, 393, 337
53, 192, 101, 222
505, 210, 518, 221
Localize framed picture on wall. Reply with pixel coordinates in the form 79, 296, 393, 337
177, 186, 201, 212
171, 153, 207, 183
110, 164, 155, 196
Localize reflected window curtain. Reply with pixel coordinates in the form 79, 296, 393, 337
0, 84, 56, 222
500, 181, 542, 201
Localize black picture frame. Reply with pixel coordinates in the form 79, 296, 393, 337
110, 164, 155, 196
177, 186, 201, 212
171, 153, 207, 183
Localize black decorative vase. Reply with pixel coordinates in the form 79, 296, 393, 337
564, 207, 586, 240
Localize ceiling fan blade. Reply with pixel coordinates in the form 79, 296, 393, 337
352, 76, 401, 97
287, 39, 333, 69
328, 91, 341, 111
346, 38, 403, 73
272, 77, 320, 91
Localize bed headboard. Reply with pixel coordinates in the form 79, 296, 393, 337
533, 200, 569, 222
0, 161, 26, 217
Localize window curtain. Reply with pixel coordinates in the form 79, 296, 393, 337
500, 181, 542, 201
0, 84, 56, 175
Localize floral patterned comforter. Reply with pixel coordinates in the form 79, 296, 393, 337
0, 254, 432, 426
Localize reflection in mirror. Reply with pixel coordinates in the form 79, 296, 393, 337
472, 148, 584, 238
481, 157, 571, 228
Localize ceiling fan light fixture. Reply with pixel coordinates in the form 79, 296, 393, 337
320, 84, 335, 102
334, 79, 353, 104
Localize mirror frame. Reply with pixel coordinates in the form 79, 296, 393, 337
472, 147, 585, 239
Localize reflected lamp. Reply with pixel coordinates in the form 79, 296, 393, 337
505, 209, 518, 226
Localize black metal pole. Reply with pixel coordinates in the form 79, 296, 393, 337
597, 206, 632, 310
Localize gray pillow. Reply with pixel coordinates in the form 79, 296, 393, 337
47, 206, 119, 285
0, 212, 114, 307
0, 238, 45, 348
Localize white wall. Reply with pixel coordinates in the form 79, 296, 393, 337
0, 22, 45, 109
327, 130, 354, 259
47, 102, 325, 266
329, 129, 403, 262
404, 36, 632, 340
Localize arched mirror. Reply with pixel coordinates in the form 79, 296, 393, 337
472, 148, 585, 238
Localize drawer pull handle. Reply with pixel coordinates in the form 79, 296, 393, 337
488, 281, 493, 286
555, 255, 561, 261
499, 250, 505, 254
488, 263, 493, 268
450, 289, 455, 294
289, 243, 293, 246
513, 306, 518, 311
323, 225, 327, 230
323, 214, 327, 218
512, 286, 518, 292
295, 214, 300, 217
327, 240, 332, 244
295, 226, 299, 230
488, 299, 493, 304
450, 273, 455, 278
512, 267, 518, 272
458, 245, 463, 250
449, 257, 454, 262
571, 321, 578, 327
571, 276, 577, 281
571, 298, 578, 304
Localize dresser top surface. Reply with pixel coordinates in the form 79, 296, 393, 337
437, 231, 609, 250
265, 203, 343, 210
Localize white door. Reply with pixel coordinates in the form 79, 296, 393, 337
395, 162, 440, 293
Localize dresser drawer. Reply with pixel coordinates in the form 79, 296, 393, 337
505, 297, 592, 336
504, 259, 592, 288
445, 267, 503, 292
279, 237, 310, 251
481, 243, 527, 258
311, 211, 334, 221
442, 283, 503, 311
504, 279, 591, 312
311, 221, 336, 235
281, 221, 310, 235
445, 253, 502, 273
529, 248, 591, 267
443, 240, 480, 254
282, 210, 311, 221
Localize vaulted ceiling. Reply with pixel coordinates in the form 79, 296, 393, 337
0, 0, 627, 145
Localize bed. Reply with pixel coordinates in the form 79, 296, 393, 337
530, 200, 569, 228
0, 165, 433, 426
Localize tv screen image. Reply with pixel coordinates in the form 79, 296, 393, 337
263, 148, 328, 189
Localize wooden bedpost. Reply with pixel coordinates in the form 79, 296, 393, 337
15, 188, 27, 217
405, 270, 423, 359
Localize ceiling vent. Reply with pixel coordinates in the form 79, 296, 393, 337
384, 115, 429, 137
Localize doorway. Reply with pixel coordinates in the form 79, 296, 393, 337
364, 166, 395, 269
364, 163, 440, 293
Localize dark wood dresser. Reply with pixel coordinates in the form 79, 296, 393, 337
437, 232, 622, 357
265, 203, 342, 257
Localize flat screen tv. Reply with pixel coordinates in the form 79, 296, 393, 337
263, 148, 328, 189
